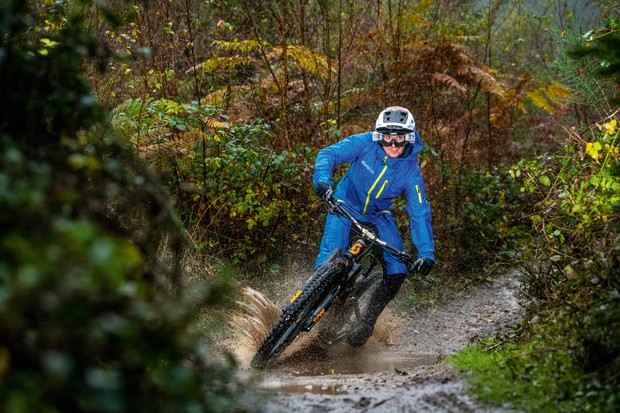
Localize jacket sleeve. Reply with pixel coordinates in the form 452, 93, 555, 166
403, 163, 436, 260
312, 132, 370, 187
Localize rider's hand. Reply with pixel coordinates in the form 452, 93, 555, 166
315, 182, 334, 202
410, 257, 434, 276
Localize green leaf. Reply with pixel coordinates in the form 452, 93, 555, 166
539, 175, 551, 186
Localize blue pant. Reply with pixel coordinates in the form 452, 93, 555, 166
315, 210, 408, 276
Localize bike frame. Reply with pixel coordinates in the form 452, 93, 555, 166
297, 198, 415, 334
251, 198, 417, 368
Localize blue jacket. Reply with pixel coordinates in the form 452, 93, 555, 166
313, 131, 435, 260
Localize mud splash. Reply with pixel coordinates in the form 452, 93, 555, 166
232, 270, 522, 413
229, 286, 412, 372
231, 288, 281, 343
229, 287, 282, 364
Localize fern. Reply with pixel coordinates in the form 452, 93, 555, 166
200, 88, 228, 106
199, 86, 246, 106
188, 56, 252, 74
111, 98, 226, 152
545, 81, 571, 101
526, 82, 571, 113
213, 39, 268, 53
499, 87, 526, 113
112, 98, 152, 118
269, 45, 332, 79
432, 72, 467, 94
526, 89, 555, 112
462, 65, 504, 95
204, 118, 229, 129
188, 39, 268, 75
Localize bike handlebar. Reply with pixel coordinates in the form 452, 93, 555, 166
323, 196, 416, 267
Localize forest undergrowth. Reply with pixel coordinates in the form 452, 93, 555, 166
2, 1, 619, 413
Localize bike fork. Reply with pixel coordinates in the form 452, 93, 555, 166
300, 262, 363, 332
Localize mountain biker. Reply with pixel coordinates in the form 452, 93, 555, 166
313, 106, 435, 347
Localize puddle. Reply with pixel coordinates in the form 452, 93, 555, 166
258, 353, 441, 396
273, 353, 440, 376
275, 382, 348, 395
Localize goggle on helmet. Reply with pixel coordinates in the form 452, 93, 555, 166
372, 106, 416, 145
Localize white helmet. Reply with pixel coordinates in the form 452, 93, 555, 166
372, 106, 416, 142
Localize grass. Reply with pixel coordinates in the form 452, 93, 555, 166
447, 336, 617, 413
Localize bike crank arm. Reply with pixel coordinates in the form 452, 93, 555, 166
348, 295, 362, 320
325, 329, 349, 345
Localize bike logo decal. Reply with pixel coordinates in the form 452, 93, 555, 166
290, 289, 302, 303
313, 308, 326, 323
349, 242, 363, 255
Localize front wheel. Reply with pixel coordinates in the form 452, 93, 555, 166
250, 259, 345, 370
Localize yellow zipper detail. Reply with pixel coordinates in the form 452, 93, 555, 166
363, 157, 388, 214
376, 180, 388, 198
415, 184, 423, 203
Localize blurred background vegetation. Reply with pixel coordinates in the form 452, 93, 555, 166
0, 0, 618, 412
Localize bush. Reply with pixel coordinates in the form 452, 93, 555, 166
0, 2, 244, 412
111, 99, 320, 267
495, 116, 620, 411
433, 163, 529, 281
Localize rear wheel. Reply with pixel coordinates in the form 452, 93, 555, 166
250, 257, 346, 370
318, 271, 382, 344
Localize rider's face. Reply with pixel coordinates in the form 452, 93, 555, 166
377, 133, 408, 158
382, 143, 406, 158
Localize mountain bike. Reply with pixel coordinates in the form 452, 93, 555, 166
250, 197, 418, 370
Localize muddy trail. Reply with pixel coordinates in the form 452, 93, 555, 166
229, 269, 522, 413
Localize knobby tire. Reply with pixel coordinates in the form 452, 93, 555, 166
318, 271, 382, 343
251, 260, 345, 370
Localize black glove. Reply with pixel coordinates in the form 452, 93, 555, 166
410, 257, 434, 276
315, 182, 334, 202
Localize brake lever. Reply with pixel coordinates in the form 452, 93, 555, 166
324, 196, 342, 216
397, 252, 417, 272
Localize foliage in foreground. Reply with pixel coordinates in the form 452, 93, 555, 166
451, 115, 619, 412
0, 2, 242, 412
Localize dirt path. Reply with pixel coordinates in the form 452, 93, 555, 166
234, 269, 522, 412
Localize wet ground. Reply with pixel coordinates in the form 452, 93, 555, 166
232, 270, 522, 412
